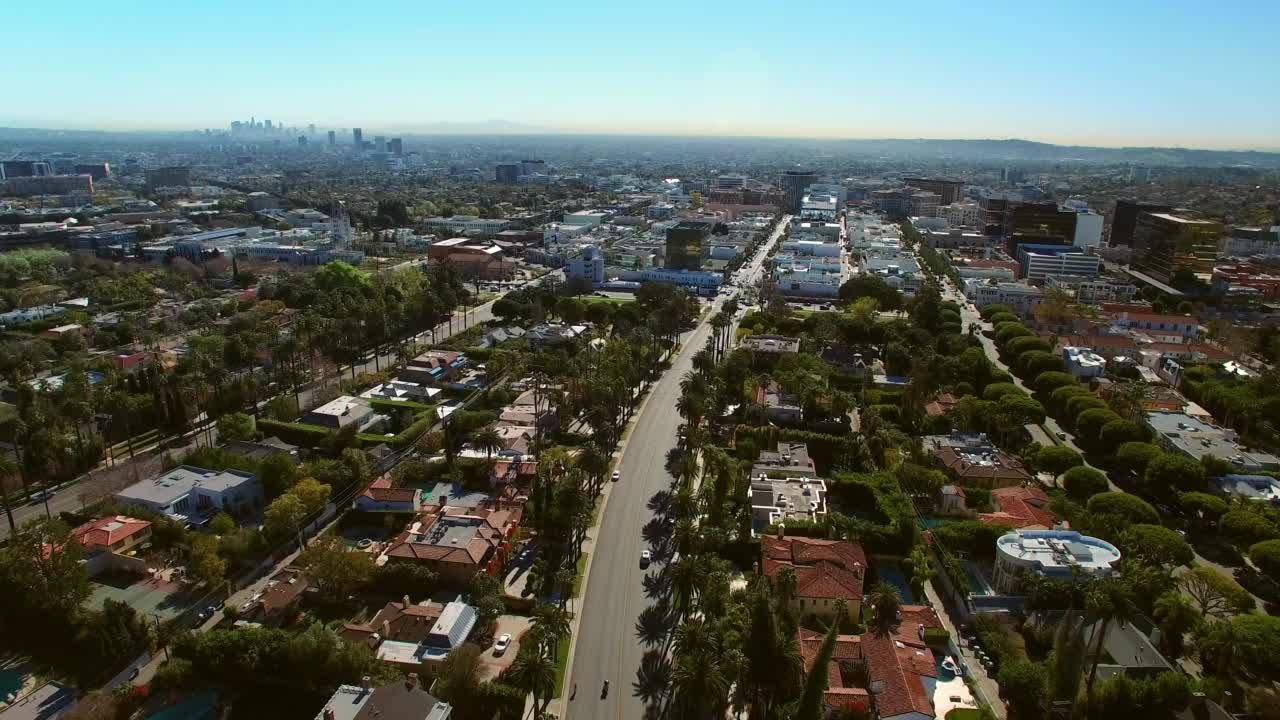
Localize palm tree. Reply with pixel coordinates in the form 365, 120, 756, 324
530, 604, 573, 661
868, 581, 902, 631
1082, 578, 1136, 708
471, 427, 502, 463
671, 651, 730, 719
509, 647, 557, 712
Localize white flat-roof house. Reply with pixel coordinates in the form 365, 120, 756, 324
993, 530, 1120, 593
114, 465, 263, 523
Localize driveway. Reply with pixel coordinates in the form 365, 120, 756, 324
477, 615, 532, 681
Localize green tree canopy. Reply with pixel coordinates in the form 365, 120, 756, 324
1120, 524, 1194, 568
1063, 466, 1110, 501
1086, 492, 1158, 526
1035, 445, 1083, 476
1144, 454, 1206, 494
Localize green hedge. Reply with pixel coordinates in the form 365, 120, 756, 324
256, 418, 331, 447
924, 627, 952, 646
368, 398, 434, 414
501, 595, 538, 616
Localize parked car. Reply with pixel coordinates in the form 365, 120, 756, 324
28, 489, 55, 505
493, 633, 512, 656
640, 550, 651, 568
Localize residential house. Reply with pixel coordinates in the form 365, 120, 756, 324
304, 396, 376, 430
315, 677, 452, 720
380, 498, 522, 588
742, 334, 801, 354
755, 381, 802, 423
354, 477, 423, 513
490, 459, 538, 487
796, 628, 869, 718
820, 345, 869, 375
1145, 411, 1280, 471
860, 605, 947, 720
923, 433, 1032, 489
937, 485, 967, 514
525, 323, 587, 348
1062, 346, 1107, 378
924, 393, 959, 417
492, 425, 535, 457
245, 568, 311, 621
1213, 474, 1280, 505
225, 437, 301, 464
993, 530, 1122, 593
114, 465, 263, 523
751, 441, 817, 478
400, 351, 467, 386
761, 533, 866, 619
978, 486, 1055, 529
476, 326, 526, 349
361, 380, 442, 404
749, 474, 827, 533
342, 596, 477, 670
73, 516, 152, 576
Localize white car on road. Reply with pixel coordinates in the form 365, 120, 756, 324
640, 550, 651, 567
611, 470, 621, 482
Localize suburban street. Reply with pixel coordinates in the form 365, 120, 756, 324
563, 217, 786, 719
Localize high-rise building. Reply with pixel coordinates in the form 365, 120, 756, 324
373, 136, 386, 152
5, 174, 93, 197
1111, 199, 1173, 247
781, 170, 818, 213
1005, 202, 1078, 254
665, 220, 713, 271
495, 163, 519, 184
1132, 212, 1222, 283
389, 138, 403, 156
352, 128, 363, 147
73, 163, 110, 180
327, 130, 336, 147
904, 177, 964, 205
308, 123, 316, 135
717, 174, 747, 189
145, 166, 191, 191
520, 159, 547, 177
0, 161, 52, 179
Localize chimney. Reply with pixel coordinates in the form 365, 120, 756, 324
324, 710, 336, 720
382, 620, 390, 638
776, 523, 785, 540
403, 594, 411, 608
439, 493, 448, 507
361, 675, 372, 691
406, 672, 419, 691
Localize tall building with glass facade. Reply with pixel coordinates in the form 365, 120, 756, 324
781, 170, 818, 213
665, 220, 712, 271
1132, 212, 1222, 283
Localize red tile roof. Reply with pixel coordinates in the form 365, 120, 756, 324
925, 393, 959, 417
932, 447, 1031, 484
73, 516, 151, 550
797, 628, 869, 715
761, 536, 866, 601
861, 607, 941, 720
359, 476, 419, 505
978, 486, 1054, 529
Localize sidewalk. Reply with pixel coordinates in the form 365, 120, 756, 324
921, 580, 1007, 720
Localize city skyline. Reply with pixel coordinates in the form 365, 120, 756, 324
8, 0, 1280, 150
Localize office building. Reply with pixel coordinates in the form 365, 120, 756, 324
6, 174, 93, 197
327, 130, 336, 147
353, 127, 363, 147
1219, 226, 1280, 258
495, 164, 519, 184
73, 163, 111, 180
993, 530, 1121, 593
1005, 202, 1078, 253
1131, 212, 1222, 283
781, 170, 818, 213
665, 220, 712, 271
1110, 200, 1173, 247
389, 138, 403, 156
0, 161, 53, 179
904, 177, 964, 205
519, 159, 546, 177
717, 174, 746, 189
1071, 210, 1104, 248
567, 247, 605, 285
145, 166, 191, 191
1016, 244, 1102, 282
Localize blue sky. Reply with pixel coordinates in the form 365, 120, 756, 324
6, 0, 1279, 148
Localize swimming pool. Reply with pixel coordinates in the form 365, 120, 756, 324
146, 689, 219, 720
0, 669, 24, 700
875, 561, 915, 604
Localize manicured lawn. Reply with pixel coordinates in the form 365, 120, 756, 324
552, 632, 572, 698
581, 295, 634, 305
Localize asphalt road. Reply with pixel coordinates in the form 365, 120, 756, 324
564, 217, 786, 719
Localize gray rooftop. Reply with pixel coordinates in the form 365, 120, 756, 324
116, 465, 257, 505
425, 482, 489, 510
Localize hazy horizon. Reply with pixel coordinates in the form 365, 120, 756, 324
9, 0, 1280, 150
